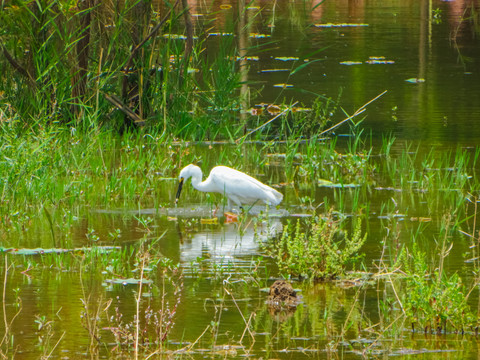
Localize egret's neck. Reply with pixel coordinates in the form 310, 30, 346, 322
189, 168, 209, 192
191, 176, 209, 192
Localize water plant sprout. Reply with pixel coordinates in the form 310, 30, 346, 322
175, 164, 283, 212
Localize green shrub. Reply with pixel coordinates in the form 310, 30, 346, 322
401, 244, 475, 334
265, 214, 366, 280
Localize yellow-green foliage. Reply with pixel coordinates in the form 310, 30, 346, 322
266, 214, 366, 280
401, 244, 475, 333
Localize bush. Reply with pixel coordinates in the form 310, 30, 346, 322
265, 213, 366, 280
401, 244, 475, 334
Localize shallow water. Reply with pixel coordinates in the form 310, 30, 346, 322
2, 0, 480, 358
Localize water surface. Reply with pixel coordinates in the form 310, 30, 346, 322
2, 1, 480, 359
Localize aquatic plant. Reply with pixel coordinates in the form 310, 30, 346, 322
264, 214, 367, 280
400, 243, 475, 334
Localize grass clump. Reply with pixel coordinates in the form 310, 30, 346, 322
264, 213, 367, 280
400, 243, 476, 334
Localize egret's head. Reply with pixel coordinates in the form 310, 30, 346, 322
175, 164, 198, 204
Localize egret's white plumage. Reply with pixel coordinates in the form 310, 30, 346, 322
175, 164, 283, 210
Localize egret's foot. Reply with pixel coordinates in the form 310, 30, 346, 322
212, 204, 220, 217
224, 212, 238, 223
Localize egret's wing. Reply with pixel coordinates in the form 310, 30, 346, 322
210, 166, 282, 205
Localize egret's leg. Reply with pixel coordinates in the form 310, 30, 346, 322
212, 204, 219, 217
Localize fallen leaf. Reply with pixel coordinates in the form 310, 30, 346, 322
405, 78, 425, 83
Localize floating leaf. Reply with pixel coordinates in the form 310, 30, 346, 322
291, 107, 312, 113
340, 61, 362, 65
250, 33, 271, 38
290, 213, 314, 218
273, 83, 294, 88
410, 217, 432, 222
405, 78, 425, 83
275, 56, 299, 61
267, 104, 282, 114
220, 4, 232, 9
0, 246, 121, 255
315, 23, 369, 28
200, 218, 218, 224
235, 56, 259, 61
163, 34, 187, 40
258, 68, 290, 73
318, 179, 360, 188
208, 32, 233, 37
104, 278, 153, 286
366, 60, 395, 64
2, 247, 70, 255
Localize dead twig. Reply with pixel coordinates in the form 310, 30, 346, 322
104, 93, 144, 125
223, 284, 255, 344
320, 90, 387, 136
2, 44, 36, 87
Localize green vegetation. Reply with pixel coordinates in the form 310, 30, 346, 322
0, 0, 340, 141
2, 123, 480, 356
2, 0, 480, 359
402, 244, 474, 334
264, 214, 366, 280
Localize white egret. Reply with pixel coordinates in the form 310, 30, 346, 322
175, 164, 283, 211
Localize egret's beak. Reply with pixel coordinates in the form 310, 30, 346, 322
175, 178, 184, 204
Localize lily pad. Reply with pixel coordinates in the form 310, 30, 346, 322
315, 23, 369, 28
366, 60, 395, 64
1, 247, 71, 255
258, 68, 290, 73
0, 246, 121, 255
273, 83, 294, 88
405, 78, 425, 83
104, 278, 153, 286
340, 61, 362, 65
267, 104, 282, 114
163, 34, 187, 40
318, 179, 360, 188
291, 107, 312, 113
235, 56, 259, 61
208, 32, 233, 37
250, 33, 271, 38
274, 56, 300, 61
200, 218, 218, 224
410, 217, 432, 222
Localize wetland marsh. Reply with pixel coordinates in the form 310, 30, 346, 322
1, 0, 480, 359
